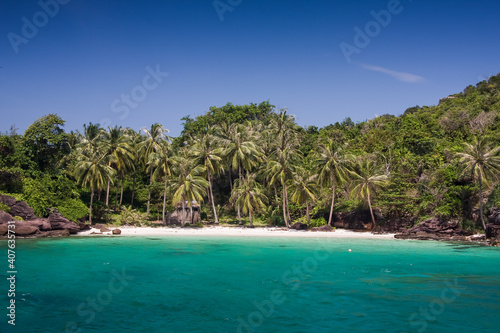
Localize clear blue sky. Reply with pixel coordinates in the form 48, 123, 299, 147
1, 0, 499, 137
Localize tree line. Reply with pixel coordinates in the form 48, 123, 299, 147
1, 75, 500, 231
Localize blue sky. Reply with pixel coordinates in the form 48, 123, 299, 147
1, 0, 499, 137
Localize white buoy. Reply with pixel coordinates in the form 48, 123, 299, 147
348, 249, 352, 252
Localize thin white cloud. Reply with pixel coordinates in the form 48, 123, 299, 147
360, 64, 425, 83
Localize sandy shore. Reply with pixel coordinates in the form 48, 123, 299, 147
77, 226, 395, 239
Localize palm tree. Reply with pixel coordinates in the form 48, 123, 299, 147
74, 148, 115, 224
148, 141, 173, 223
140, 124, 170, 216
231, 174, 267, 227
191, 131, 224, 224
315, 140, 351, 226
169, 152, 209, 226
265, 110, 301, 227
456, 137, 500, 231
349, 158, 389, 230
102, 126, 133, 207
290, 166, 317, 224
221, 123, 261, 224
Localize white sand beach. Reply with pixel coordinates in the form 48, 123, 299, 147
77, 226, 395, 239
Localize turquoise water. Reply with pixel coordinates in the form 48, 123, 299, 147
1, 236, 500, 333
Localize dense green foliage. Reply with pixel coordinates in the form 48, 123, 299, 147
1, 74, 500, 231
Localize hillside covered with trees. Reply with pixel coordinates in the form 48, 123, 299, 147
1, 74, 500, 232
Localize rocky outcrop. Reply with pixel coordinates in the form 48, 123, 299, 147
395, 217, 473, 241
112, 229, 122, 235
311, 225, 335, 232
333, 210, 379, 230
78, 222, 90, 231
24, 218, 51, 231
0, 195, 35, 220
290, 222, 308, 230
48, 210, 80, 234
15, 225, 40, 236
10, 201, 35, 220
0, 211, 14, 224
0, 224, 7, 236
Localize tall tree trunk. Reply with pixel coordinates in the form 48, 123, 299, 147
105, 179, 110, 206
237, 164, 242, 225
208, 171, 218, 224
89, 187, 94, 225
284, 185, 292, 222
114, 179, 119, 209
328, 184, 336, 226
249, 209, 253, 227
98, 189, 101, 201
367, 193, 376, 231
306, 198, 311, 224
478, 174, 486, 231
131, 173, 136, 207
162, 179, 167, 224
119, 170, 124, 206
147, 168, 153, 215
282, 186, 289, 228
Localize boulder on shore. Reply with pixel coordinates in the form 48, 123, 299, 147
290, 222, 308, 230
0, 224, 7, 236
0, 210, 14, 224
112, 229, 122, 235
394, 217, 473, 241
15, 225, 40, 236
48, 210, 80, 234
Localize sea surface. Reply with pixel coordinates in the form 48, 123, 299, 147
1, 236, 500, 333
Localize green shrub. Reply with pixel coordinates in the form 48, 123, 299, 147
308, 217, 327, 228
22, 178, 51, 217
56, 198, 89, 222
116, 206, 148, 226
13, 216, 24, 221
0, 202, 10, 213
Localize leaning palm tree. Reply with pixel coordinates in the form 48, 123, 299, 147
74, 148, 115, 224
315, 140, 351, 226
191, 131, 224, 224
231, 174, 268, 227
456, 137, 500, 231
349, 158, 389, 230
290, 166, 317, 224
140, 124, 170, 215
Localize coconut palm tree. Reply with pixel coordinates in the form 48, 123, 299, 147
102, 126, 133, 207
290, 166, 317, 224
315, 140, 351, 226
231, 174, 267, 227
140, 124, 170, 215
456, 137, 500, 230
265, 110, 301, 227
73, 147, 115, 224
349, 158, 389, 230
191, 131, 224, 224
148, 140, 173, 223
221, 123, 261, 224
169, 151, 208, 226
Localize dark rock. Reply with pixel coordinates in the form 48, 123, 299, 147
311, 225, 335, 232
48, 212, 80, 234
90, 232, 103, 235
78, 222, 90, 231
100, 228, 111, 232
112, 229, 122, 235
26, 218, 51, 231
290, 222, 308, 230
10, 201, 35, 220
485, 224, 500, 240
395, 217, 473, 241
38, 229, 71, 238
15, 225, 40, 236
333, 210, 376, 230
488, 208, 500, 225
0, 210, 14, 224
94, 224, 105, 229
0, 224, 7, 235
0, 195, 16, 207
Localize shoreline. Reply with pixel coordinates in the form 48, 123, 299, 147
77, 226, 396, 239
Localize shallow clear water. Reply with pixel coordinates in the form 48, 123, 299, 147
1, 236, 500, 333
